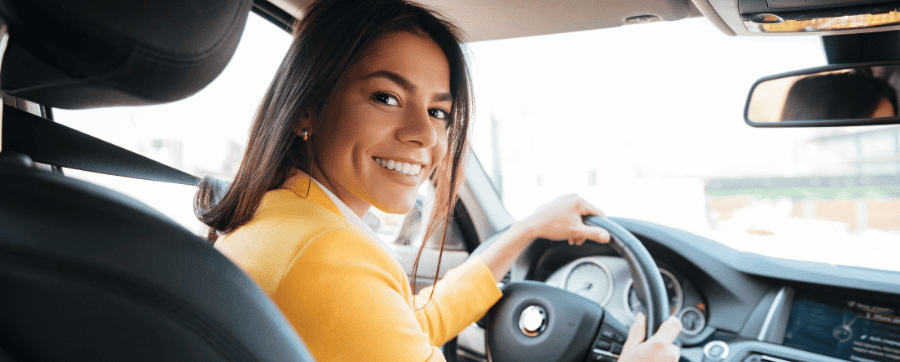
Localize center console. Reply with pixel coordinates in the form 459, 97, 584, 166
683, 287, 900, 362
782, 292, 900, 362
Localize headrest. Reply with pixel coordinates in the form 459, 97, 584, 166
0, 0, 253, 109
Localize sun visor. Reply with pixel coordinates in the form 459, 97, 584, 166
414, 0, 702, 42
0, 0, 252, 109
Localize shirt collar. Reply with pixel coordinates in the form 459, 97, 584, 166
290, 171, 402, 261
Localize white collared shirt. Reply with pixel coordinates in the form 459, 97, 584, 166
309, 177, 402, 261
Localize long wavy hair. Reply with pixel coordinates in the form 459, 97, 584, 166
195, 0, 473, 297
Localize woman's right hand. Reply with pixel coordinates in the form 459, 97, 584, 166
618, 313, 683, 362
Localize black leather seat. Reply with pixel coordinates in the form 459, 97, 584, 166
0, 1, 314, 361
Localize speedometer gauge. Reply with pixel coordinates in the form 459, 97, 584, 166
624, 269, 683, 318
563, 260, 614, 306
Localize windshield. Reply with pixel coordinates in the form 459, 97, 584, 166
466, 18, 900, 273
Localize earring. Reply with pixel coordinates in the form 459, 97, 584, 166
301, 129, 310, 141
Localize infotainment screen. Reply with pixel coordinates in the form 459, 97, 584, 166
783, 293, 900, 362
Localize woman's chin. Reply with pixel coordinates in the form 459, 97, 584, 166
371, 197, 416, 215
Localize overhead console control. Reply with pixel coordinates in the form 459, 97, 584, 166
739, 0, 900, 32
767, 0, 867, 9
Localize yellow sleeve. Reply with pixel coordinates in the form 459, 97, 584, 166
274, 227, 445, 362
413, 256, 503, 346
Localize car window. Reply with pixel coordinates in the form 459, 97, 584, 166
54, 14, 292, 233
369, 183, 466, 252
467, 18, 900, 272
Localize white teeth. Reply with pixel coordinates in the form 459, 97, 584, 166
374, 157, 421, 176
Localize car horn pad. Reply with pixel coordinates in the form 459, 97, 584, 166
487, 282, 630, 362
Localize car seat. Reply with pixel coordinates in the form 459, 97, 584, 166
0, 0, 314, 361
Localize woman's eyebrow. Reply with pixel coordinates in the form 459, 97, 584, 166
433, 92, 453, 103
361, 70, 453, 102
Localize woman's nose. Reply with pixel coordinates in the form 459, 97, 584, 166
396, 107, 437, 148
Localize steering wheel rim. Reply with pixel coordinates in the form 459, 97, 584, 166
485, 216, 669, 362
587, 216, 669, 337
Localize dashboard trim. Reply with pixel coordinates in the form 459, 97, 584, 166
758, 287, 786, 341
757, 286, 795, 342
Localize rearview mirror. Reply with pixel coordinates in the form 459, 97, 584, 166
745, 61, 900, 127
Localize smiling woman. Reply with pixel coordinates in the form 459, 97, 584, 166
195, 1, 490, 360
194, 0, 680, 361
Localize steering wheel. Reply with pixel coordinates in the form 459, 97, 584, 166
486, 216, 669, 362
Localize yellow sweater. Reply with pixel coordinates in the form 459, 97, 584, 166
215, 172, 503, 362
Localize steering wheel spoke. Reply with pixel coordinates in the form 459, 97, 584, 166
588, 314, 629, 362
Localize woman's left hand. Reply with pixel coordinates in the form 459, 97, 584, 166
478, 193, 610, 282
519, 193, 610, 246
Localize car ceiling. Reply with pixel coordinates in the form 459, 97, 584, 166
268, 0, 900, 40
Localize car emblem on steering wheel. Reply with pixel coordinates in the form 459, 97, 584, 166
519, 305, 548, 337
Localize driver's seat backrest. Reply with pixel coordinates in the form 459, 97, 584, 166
0, 156, 313, 361
0, 0, 315, 360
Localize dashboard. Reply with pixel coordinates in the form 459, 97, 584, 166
486, 217, 900, 362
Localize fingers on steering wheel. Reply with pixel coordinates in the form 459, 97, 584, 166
649, 316, 684, 346
577, 197, 605, 218
574, 224, 610, 244
624, 313, 647, 349
651, 317, 683, 362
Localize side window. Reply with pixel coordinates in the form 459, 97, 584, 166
52, 14, 292, 234
370, 183, 467, 252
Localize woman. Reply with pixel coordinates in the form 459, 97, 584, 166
196, 0, 682, 361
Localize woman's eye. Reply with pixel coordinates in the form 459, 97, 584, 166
429, 108, 449, 120
374, 93, 399, 106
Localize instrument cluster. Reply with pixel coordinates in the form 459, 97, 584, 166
543, 256, 708, 336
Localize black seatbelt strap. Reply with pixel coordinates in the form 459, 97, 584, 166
2, 104, 200, 186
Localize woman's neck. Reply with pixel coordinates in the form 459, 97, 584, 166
306, 167, 371, 219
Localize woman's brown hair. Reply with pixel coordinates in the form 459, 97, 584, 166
195, 0, 473, 296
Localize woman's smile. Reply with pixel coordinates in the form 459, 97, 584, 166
373, 157, 424, 176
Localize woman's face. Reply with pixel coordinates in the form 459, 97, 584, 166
305, 30, 452, 217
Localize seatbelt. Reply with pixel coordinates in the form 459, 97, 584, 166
1, 104, 200, 186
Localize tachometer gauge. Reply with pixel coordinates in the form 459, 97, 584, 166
624, 269, 683, 318
563, 260, 614, 306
